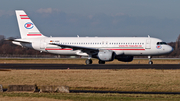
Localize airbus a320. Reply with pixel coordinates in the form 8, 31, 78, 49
11, 10, 173, 64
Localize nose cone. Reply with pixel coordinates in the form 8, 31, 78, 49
167, 45, 174, 53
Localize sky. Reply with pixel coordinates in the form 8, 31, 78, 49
0, 0, 180, 42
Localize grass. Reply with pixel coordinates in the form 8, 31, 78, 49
1, 58, 180, 101
1, 93, 180, 101
1, 69, 180, 92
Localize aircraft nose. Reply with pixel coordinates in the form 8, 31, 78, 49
170, 46, 174, 52
167, 45, 173, 53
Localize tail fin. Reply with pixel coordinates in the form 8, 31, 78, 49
15, 10, 45, 39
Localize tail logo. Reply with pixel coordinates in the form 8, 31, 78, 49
24, 22, 34, 29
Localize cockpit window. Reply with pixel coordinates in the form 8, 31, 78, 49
157, 42, 167, 45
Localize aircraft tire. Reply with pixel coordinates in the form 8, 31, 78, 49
99, 60, 105, 64
149, 61, 153, 64
85, 59, 92, 65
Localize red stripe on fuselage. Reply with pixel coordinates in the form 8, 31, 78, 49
45, 48, 72, 50
45, 48, 145, 51
109, 49, 145, 50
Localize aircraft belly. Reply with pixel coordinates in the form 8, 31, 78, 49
114, 50, 124, 55
123, 50, 145, 55
123, 50, 160, 56
46, 50, 77, 55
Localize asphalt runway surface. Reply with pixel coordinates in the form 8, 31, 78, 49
70, 90, 180, 94
3, 89, 180, 94
0, 64, 180, 69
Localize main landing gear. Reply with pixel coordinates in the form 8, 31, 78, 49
148, 56, 153, 64
85, 59, 106, 65
85, 59, 92, 65
98, 60, 105, 64
85, 58, 106, 65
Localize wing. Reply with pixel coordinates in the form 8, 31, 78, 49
49, 43, 99, 55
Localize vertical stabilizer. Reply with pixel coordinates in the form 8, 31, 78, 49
15, 10, 45, 39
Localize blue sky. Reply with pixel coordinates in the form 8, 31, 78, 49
0, 0, 180, 42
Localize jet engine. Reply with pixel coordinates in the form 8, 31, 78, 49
97, 50, 116, 61
115, 55, 134, 62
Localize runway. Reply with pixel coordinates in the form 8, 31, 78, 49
70, 90, 180, 94
0, 64, 180, 69
3, 89, 180, 94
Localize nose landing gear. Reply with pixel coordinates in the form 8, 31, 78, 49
148, 56, 153, 64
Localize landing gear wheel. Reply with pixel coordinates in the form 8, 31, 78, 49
98, 60, 105, 64
85, 59, 92, 65
149, 61, 153, 64
148, 56, 153, 65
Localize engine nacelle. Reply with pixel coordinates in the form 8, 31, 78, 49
116, 55, 134, 62
97, 50, 115, 61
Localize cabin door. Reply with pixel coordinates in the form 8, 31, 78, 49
145, 39, 151, 49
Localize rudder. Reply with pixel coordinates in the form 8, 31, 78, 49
15, 10, 45, 39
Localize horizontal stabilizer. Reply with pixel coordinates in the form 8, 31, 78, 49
6, 38, 32, 43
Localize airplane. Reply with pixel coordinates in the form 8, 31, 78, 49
10, 10, 173, 65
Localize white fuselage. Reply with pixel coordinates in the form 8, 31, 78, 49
13, 36, 173, 56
